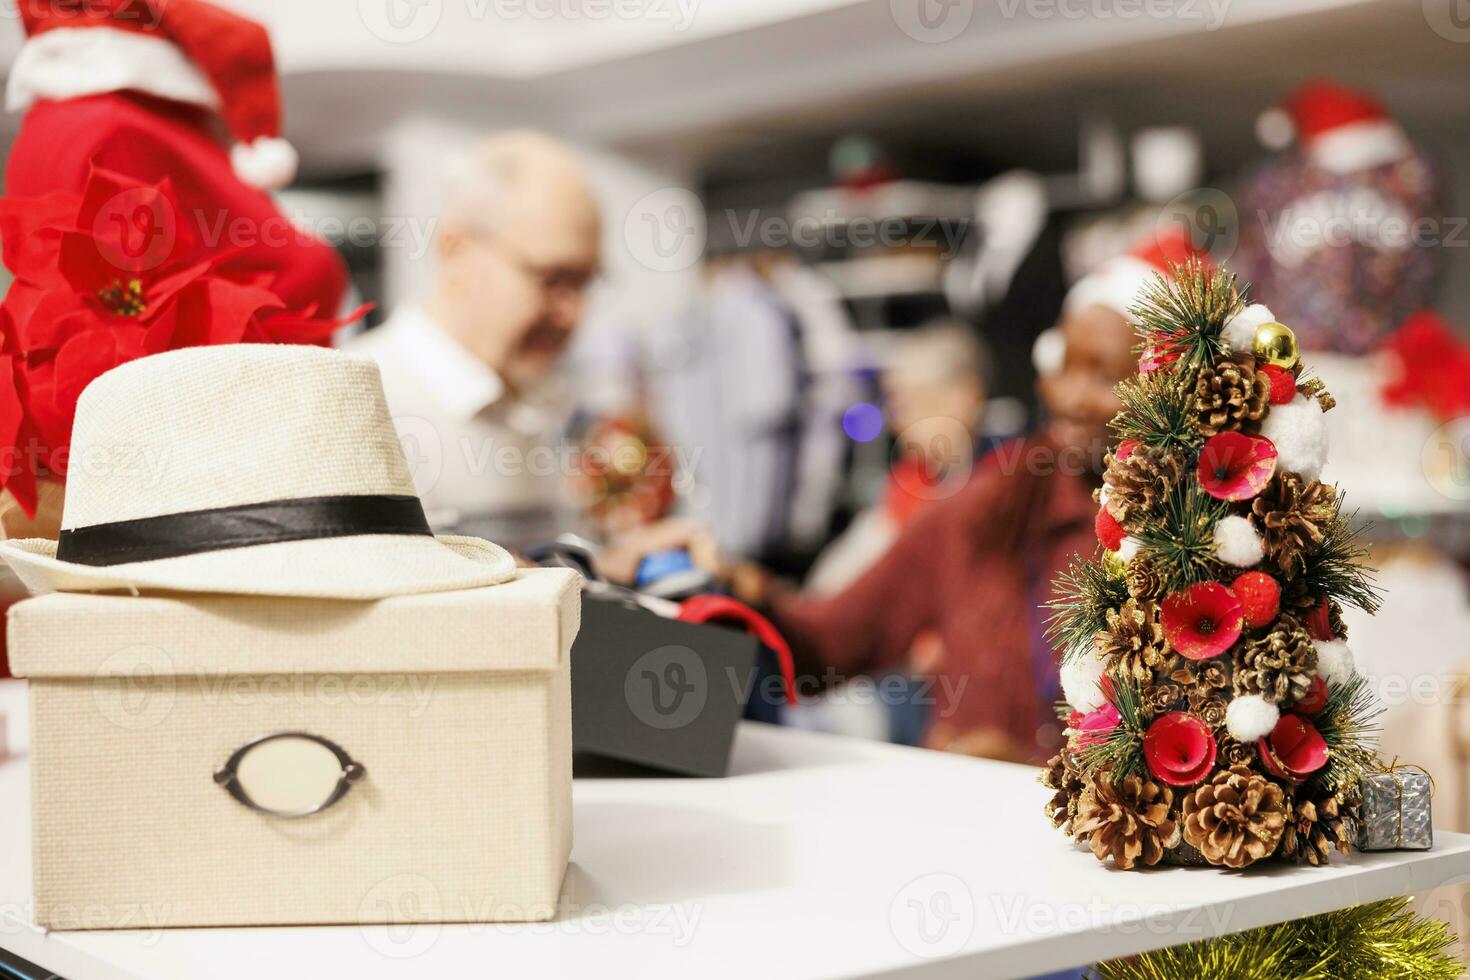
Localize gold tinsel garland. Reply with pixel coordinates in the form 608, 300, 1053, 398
1091, 897, 1461, 980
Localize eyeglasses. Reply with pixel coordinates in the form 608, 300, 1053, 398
473, 229, 600, 300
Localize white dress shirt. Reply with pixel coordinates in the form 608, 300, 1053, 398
345, 306, 573, 551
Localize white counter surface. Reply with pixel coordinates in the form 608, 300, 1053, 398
1, 679, 1467, 980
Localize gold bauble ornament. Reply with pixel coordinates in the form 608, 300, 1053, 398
1251, 321, 1299, 370
1102, 550, 1128, 577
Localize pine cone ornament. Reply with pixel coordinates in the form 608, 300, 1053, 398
1141, 679, 1185, 716
1181, 765, 1288, 868
1251, 474, 1338, 574
1172, 659, 1231, 695
1191, 695, 1229, 728
1073, 773, 1179, 870
1232, 616, 1318, 706
1281, 790, 1354, 866
1194, 355, 1270, 436
1041, 751, 1087, 836
1125, 555, 1166, 601
1105, 446, 1184, 529
1219, 737, 1256, 769
1099, 599, 1172, 683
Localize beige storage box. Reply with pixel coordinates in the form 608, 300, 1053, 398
8, 567, 579, 930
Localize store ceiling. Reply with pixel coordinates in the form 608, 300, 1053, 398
0, 0, 1463, 183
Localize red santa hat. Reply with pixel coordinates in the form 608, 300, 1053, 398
1255, 79, 1412, 175
1034, 231, 1204, 376
1062, 230, 1203, 321
7, 0, 298, 190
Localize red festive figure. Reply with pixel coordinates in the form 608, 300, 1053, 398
4, 0, 349, 322
0, 0, 358, 534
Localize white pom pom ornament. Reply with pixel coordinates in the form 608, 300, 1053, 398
1225, 694, 1280, 742
1117, 536, 1142, 563
1214, 515, 1264, 567
1259, 394, 1328, 481
1314, 639, 1356, 688
1060, 652, 1107, 713
1222, 304, 1276, 353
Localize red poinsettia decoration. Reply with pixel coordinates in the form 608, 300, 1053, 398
0, 164, 365, 516
1143, 711, 1216, 786
1257, 714, 1328, 783
1161, 581, 1243, 660
1197, 431, 1277, 501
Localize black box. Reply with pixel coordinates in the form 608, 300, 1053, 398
570, 595, 761, 777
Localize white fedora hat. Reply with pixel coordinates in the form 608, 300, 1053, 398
0, 344, 517, 599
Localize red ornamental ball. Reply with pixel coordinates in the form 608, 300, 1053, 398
1095, 507, 1126, 551
1260, 363, 1297, 405
1143, 711, 1217, 786
1232, 571, 1281, 629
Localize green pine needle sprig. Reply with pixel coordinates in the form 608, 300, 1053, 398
1302, 500, 1383, 615
1075, 677, 1148, 782
1128, 259, 1244, 376
1091, 897, 1461, 980
1046, 555, 1130, 665
1312, 674, 1384, 795
1132, 482, 1230, 594
1109, 368, 1203, 456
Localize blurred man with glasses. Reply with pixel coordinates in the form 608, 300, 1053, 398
348, 130, 602, 551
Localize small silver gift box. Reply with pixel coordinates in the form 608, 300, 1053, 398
1358, 768, 1433, 851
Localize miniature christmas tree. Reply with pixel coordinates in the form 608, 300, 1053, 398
1042, 259, 1385, 870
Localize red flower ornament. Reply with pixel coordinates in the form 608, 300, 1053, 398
1304, 598, 1336, 642
1143, 711, 1217, 786
1197, 431, 1278, 501
1139, 344, 1180, 375
1294, 677, 1328, 715
1071, 702, 1121, 750
1257, 714, 1328, 783
1161, 582, 1243, 660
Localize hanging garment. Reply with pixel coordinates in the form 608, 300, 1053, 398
946, 172, 1066, 412
768, 261, 865, 553
647, 265, 803, 560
